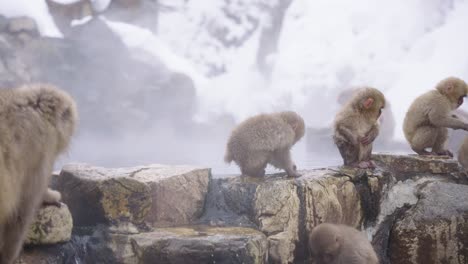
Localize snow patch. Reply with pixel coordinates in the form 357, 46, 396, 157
0, 0, 63, 37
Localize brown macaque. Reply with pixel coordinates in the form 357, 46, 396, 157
403, 77, 468, 157
337, 88, 396, 147
457, 136, 468, 170
0, 83, 77, 264
43, 188, 62, 207
225, 111, 305, 177
333, 87, 385, 168
309, 223, 379, 264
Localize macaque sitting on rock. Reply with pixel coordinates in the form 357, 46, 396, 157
225, 111, 305, 177
333, 87, 386, 169
403, 77, 468, 157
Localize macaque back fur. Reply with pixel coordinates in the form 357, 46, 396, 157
403, 77, 468, 156
225, 111, 305, 177
0, 83, 77, 264
458, 136, 468, 170
309, 223, 379, 264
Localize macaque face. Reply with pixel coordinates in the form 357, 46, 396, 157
316, 250, 337, 264
378, 107, 384, 118
311, 234, 340, 264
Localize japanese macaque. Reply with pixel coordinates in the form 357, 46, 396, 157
0, 83, 77, 264
43, 188, 62, 206
403, 77, 468, 157
309, 223, 379, 264
333, 87, 385, 168
337, 89, 395, 147
457, 136, 468, 170
225, 111, 305, 177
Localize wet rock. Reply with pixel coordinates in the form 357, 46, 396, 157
254, 178, 300, 264
299, 170, 364, 232
218, 170, 364, 264
18, 228, 118, 264
21, 226, 267, 264
25, 204, 73, 245
221, 175, 299, 264
373, 154, 460, 176
131, 227, 267, 264
372, 205, 411, 264
389, 182, 468, 263
55, 163, 211, 230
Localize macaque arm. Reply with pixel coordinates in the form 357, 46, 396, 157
335, 125, 359, 145
361, 124, 379, 145
429, 109, 468, 130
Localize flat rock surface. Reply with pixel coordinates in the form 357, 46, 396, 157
389, 182, 468, 264
130, 226, 267, 264
373, 154, 460, 176
55, 163, 211, 230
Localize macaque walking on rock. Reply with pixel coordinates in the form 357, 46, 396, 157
225, 111, 305, 177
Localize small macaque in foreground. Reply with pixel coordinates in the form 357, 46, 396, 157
457, 136, 468, 170
225, 111, 305, 177
403, 77, 468, 157
0, 83, 77, 264
333, 87, 385, 168
309, 223, 379, 264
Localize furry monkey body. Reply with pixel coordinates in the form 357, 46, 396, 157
225, 111, 305, 177
404, 77, 468, 157
457, 136, 468, 170
309, 223, 379, 264
0, 83, 77, 264
333, 87, 385, 168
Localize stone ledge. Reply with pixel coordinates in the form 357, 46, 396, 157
55, 163, 211, 230
129, 227, 267, 264
389, 182, 468, 264
373, 153, 460, 175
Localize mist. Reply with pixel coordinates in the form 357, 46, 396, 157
1, 0, 467, 175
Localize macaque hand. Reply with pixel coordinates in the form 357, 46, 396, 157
360, 135, 371, 145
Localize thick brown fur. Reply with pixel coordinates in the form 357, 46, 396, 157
457, 136, 468, 170
0, 83, 77, 264
225, 111, 305, 177
43, 188, 62, 206
403, 77, 468, 157
338, 89, 395, 147
333, 87, 385, 168
309, 223, 379, 264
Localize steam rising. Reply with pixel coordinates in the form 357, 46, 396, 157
1, 0, 467, 174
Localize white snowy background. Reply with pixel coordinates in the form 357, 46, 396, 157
1, 0, 467, 173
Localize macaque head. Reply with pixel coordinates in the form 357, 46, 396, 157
278, 111, 305, 142
351, 87, 386, 121
309, 223, 342, 264
436, 77, 468, 110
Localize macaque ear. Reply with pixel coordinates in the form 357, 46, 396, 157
362, 97, 374, 109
